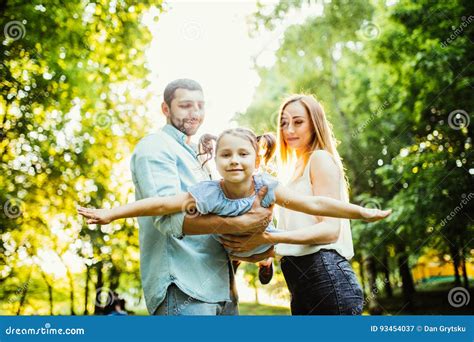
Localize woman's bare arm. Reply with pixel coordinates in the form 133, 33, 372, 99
221, 151, 391, 252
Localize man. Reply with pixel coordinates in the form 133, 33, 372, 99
131, 79, 273, 315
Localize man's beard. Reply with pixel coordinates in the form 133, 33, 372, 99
170, 115, 201, 136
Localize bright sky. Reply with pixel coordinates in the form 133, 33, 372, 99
143, 1, 268, 137
143, 0, 322, 138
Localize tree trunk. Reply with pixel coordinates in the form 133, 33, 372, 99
48, 285, 53, 315
364, 256, 382, 315
16, 269, 32, 315
40, 270, 54, 315
460, 247, 469, 289
450, 244, 461, 287
66, 268, 76, 315
109, 263, 120, 291
358, 257, 367, 299
382, 253, 393, 298
329, 53, 354, 163
94, 262, 104, 315
254, 284, 259, 304
397, 247, 415, 311
84, 265, 90, 315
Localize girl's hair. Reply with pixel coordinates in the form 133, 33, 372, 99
277, 94, 349, 196
198, 128, 276, 168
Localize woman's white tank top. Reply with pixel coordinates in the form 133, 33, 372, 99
275, 151, 355, 260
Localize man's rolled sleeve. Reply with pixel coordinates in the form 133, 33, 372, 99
153, 212, 185, 239
132, 147, 185, 238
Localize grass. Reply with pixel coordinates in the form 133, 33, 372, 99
375, 282, 473, 315
130, 278, 473, 316
131, 302, 290, 316
239, 302, 290, 315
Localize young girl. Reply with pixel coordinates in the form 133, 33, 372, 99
78, 128, 390, 279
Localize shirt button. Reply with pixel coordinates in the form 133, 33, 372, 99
170, 275, 175, 281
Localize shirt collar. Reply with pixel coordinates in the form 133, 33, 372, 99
162, 124, 188, 145
162, 124, 198, 156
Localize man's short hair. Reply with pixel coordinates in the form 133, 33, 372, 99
163, 79, 203, 107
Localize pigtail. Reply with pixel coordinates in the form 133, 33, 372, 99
197, 133, 217, 168
257, 133, 277, 166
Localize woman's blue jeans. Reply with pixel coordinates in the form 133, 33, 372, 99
281, 249, 364, 315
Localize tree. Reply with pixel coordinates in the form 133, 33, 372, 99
1, 0, 161, 314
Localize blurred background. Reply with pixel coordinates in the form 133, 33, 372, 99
0, 0, 472, 315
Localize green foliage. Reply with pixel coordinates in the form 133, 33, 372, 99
1, 0, 161, 314
239, 0, 473, 296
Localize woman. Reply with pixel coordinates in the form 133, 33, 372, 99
223, 94, 366, 315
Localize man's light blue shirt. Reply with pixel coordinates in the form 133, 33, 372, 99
131, 124, 231, 314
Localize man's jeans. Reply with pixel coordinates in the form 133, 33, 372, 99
154, 284, 239, 316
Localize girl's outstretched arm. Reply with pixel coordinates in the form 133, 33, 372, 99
77, 192, 194, 225
274, 185, 391, 222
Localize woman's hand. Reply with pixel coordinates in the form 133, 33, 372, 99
230, 246, 275, 263
220, 231, 273, 254
77, 206, 114, 225
360, 207, 392, 222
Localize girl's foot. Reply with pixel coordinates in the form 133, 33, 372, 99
258, 263, 273, 285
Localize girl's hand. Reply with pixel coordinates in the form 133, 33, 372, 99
230, 247, 275, 263
220, 232, 273, 254
77, 206, 114, 225
360, 207, 392, 222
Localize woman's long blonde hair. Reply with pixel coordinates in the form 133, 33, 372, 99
276, 94, 349, 198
